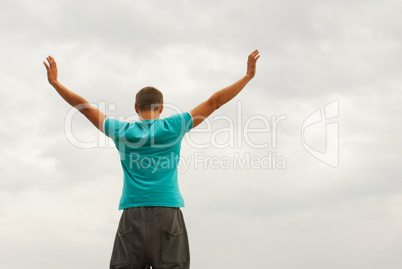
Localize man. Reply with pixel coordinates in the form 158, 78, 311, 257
44, 49, 260, 269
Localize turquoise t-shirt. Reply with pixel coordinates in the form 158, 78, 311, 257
104, 112, 193, 210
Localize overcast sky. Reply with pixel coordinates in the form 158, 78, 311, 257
1, 0, 402, 268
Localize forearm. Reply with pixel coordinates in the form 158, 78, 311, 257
210, 75, 252, 109
51, 81, 91, 110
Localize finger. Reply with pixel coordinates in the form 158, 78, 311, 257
252, 51, 260, 60
251, 50, 259, 58
43, 61, 50, 70
249, 56, 258, 64
48, 56, 55, 67
249, 50, 257, 57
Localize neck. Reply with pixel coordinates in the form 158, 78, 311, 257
138, 110, 160, 121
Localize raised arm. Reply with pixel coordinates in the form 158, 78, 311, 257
44, 56, 107, 133
190, 50, 260, 128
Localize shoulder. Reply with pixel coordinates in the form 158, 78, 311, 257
166, 112, 192, 121
104, 117, 130, 137
163, 112, 193, 134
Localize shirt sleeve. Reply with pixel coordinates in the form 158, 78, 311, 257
104, 118, 129, 140
165, 112, 193, 137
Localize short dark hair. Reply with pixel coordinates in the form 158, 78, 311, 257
135, 86, 164, 112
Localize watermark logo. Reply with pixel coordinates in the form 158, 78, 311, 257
301, 100, 339, 167
62, 99, 339, 170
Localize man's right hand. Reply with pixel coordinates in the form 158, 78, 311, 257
245, 49, 260, 80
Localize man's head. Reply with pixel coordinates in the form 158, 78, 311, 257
135, 86, 164, 118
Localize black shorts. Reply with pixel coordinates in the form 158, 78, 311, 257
110, 207, 190, 269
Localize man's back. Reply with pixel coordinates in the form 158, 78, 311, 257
104, 112, 193, 209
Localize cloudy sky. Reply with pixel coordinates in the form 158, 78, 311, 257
1, 0, 401, 268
